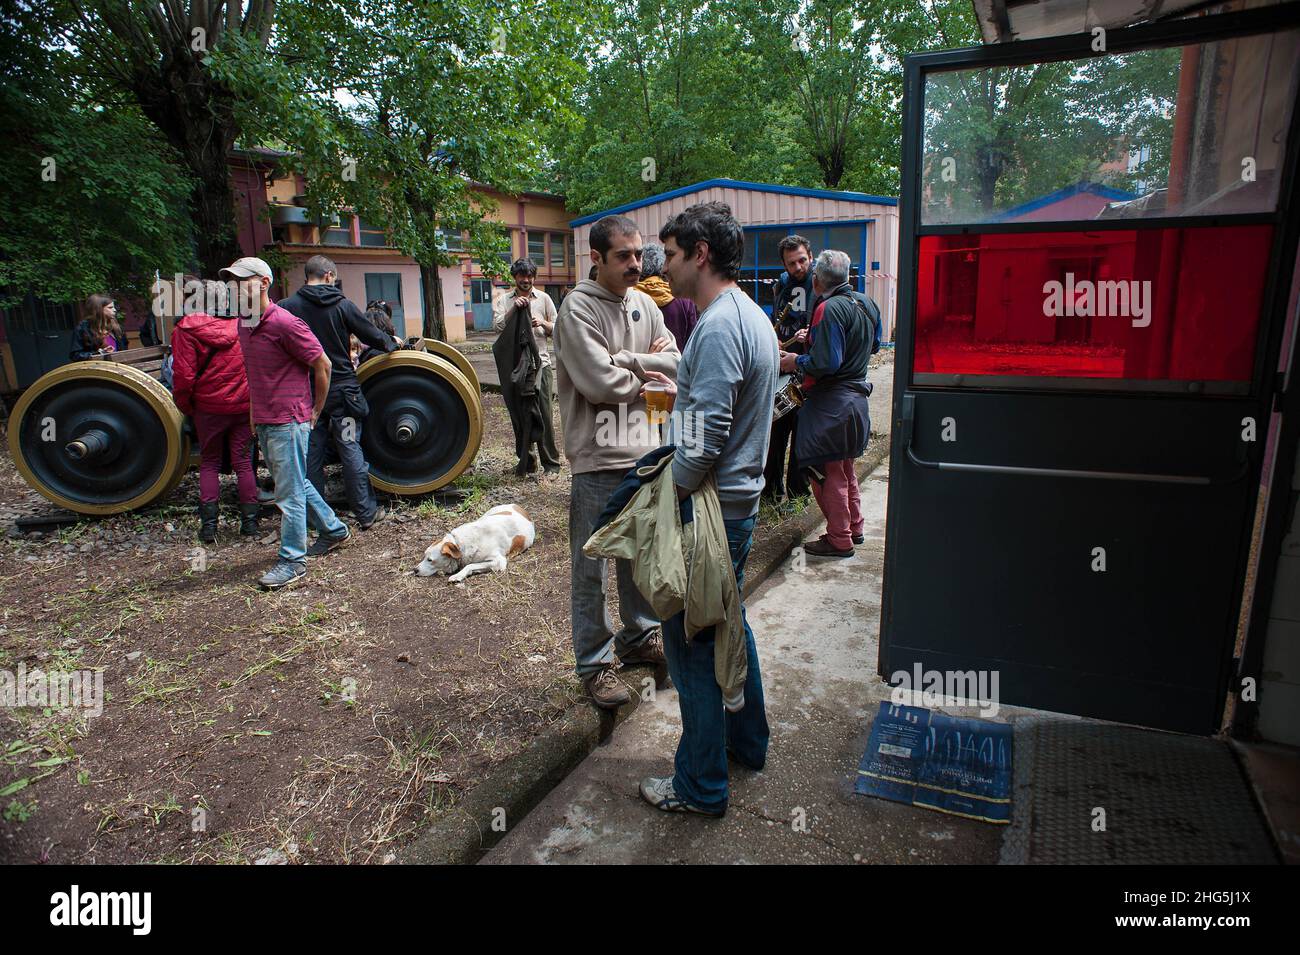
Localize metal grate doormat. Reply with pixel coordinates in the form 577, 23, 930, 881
998, 719, 1279, 865
855, 701, 1013, 824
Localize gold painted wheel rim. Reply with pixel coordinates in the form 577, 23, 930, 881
422, 338, 482, 395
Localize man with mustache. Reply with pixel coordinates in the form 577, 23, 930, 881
765, 235, 815, 502
554, 214, 682, 709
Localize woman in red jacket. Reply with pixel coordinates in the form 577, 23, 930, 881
170, 277, 258, 542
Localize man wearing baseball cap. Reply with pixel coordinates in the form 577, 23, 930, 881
220, 256, 351, 589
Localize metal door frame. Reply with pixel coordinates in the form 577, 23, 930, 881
881, 4, 1300, 732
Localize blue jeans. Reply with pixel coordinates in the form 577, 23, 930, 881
257, 421, 347, 565
569, 470, 659, 676
661, 515, 769, 813
306, 389, 377, 525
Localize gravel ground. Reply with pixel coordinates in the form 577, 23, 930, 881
0, 373, 857, 863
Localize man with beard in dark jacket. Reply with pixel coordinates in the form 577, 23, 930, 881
279, 255, 398, 531
765, 235, 816, 503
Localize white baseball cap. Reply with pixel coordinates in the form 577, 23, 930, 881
219, 256, 273, 281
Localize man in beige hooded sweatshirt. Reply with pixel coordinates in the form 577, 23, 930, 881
554, 214, 682, 709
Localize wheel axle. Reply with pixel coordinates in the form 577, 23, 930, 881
64, 428, 112, 461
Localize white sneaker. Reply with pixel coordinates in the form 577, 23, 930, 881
638, 776, 724, 816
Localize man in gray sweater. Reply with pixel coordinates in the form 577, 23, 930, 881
637, 201, 779, 817
554, 214, 681, 709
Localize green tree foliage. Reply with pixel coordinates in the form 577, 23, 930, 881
737, 0, 897, 192
1081, 45, 1181, 195
922, 46, 1182, 221
0, 4, 195, 305
553, 0, 805, 213
37, 0, 282, 275
551, 0, 981, 215
4, 0, 601, 330
218, 0, 602, 338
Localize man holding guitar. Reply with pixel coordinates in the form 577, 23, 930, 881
765, 234, 815, 502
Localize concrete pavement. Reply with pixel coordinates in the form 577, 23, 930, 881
478, 353, 1279, 865
483, 460, 1006, 863
479, 357, 983, 864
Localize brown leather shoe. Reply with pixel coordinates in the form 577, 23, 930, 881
620, 629, 665, 668
804, 536, 855, 558
620, 630, 670, 689
583, 667, 631, 710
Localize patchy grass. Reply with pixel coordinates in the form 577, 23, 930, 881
0, 368, 832, 864
0, 392, 586, 864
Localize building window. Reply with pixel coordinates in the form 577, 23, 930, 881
738, 223, 867, 315
364, 273, 405, 336
544, 285, 565, 308
436, 227, 464, 252
527, 232, 545, 268
322, 214, 354, 246
550, 235, 566, 270
358, 218, 389, 248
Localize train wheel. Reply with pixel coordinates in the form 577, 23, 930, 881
357, 351, 482, 495
7, 362, 189, 515
422, 338, 481, 394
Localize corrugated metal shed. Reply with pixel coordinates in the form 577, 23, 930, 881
571, 179, 900, 340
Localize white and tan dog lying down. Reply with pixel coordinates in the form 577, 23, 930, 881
416, 504, 535, 583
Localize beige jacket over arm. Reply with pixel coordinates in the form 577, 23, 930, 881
583, 449, 746, 704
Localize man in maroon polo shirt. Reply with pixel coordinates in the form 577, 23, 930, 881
219, 256, 350, 590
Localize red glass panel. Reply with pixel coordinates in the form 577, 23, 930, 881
913, 224, 1274, 384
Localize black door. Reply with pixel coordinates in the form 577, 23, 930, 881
4, 295, 80, 388
364, 273, 405, 337
881, 8, 1300, 734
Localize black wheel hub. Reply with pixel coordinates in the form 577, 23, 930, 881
361, 366, 470, 488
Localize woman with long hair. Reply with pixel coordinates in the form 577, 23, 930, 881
355, 302, 397, 365
69, 293, 129, 360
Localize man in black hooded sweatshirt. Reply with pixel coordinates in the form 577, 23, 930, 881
279, 255, 399, 532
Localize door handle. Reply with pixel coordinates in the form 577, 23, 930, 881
899, 394, 1248, 486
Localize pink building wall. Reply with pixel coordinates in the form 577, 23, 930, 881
280, 257, 466, 341
232, 155, 468, 341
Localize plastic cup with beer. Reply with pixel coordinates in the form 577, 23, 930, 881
644, 380, 673, 425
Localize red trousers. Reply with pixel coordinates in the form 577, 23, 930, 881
810, 458, 863, 549
194, 410, 257, 505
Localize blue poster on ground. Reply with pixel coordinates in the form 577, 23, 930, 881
854, 701, 1013, 824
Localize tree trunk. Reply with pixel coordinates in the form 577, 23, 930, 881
420, 263, 446, 341
818, 146, 846, 189
188, 151, 242, 277
976, 144, 1001, 213
129, 40, 243, 276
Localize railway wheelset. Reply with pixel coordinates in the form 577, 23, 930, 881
7, 340, 483, 516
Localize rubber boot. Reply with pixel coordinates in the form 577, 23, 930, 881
198, 501, 219, 544
238, 502, 261, 537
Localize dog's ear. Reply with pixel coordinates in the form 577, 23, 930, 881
440, 539, 461, 560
